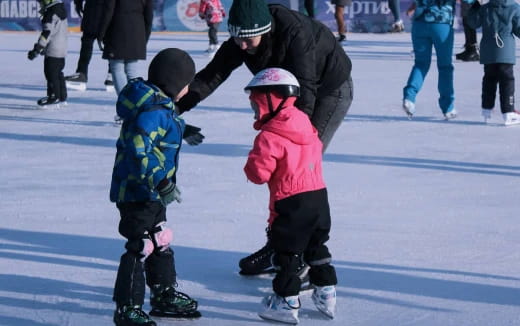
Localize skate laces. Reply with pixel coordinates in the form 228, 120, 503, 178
122, 305, 152, 322
248, 243, 274, 262
283, 296, 301, 310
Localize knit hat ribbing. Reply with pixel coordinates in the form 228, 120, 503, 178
148, 48, 195, 99
228, 0, 272, 37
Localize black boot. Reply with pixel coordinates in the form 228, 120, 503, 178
113, 305, 156, 326
239, 228, 275, 275
455, 44, 479, 62
149, 284, 201, 318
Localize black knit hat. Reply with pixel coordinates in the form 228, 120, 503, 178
228, 0, 272, 37
148, 48, 195, 99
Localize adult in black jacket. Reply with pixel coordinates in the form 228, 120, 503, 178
176, 0, 353, 276
65, 0, 108, 89
98, 0, 153, 94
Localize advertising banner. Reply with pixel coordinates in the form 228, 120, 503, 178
0, 0, 462, 32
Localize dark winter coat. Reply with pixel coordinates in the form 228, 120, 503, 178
110, 78, 185, 203
176, 4, 352, 118
78, 0, 105, 37
466, 0, 520, 64
98, 0, 153, 60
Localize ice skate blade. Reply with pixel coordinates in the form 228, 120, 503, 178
149, 309, 201, 319
239, 268, 276, 276
36, 103, 62, 110
65, 81, 87, 91
258, 312, 299, 325
106, 85, 115, 93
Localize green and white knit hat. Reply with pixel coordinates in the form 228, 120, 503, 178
228, 0, 272, 38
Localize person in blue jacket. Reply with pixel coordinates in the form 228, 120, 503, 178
466, 0, 520, 126
402, 0, 456, 120
109, 48, 201, 326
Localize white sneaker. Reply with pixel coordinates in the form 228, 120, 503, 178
258, 294, 299, 325
444, 108, 457, 120
312, 285, 336, 319
403, 99, 415, 118
503, 111, 520, 126
481, 109, 492, 123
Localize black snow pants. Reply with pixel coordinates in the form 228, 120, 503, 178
270, 188, 337, 297
113, 201, 176, 306
482, 63, 515, 113
44, 56, 67, 101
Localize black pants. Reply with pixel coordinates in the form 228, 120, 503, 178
461, 2, 477, 45
482, 63, 515, 113
77, 32, 95, 78
313, 76, 353, 152
270, 189, 337, 297
304, 0, 314, 18
44, 56, 66, 101
113, 201, 176, 306
208, 22, 220, 45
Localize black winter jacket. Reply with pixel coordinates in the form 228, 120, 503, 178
78, 0, 105, 37
176, 4, 352, 117
98, 0, 153, 60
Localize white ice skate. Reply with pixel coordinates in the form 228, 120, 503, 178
65, 72, 87, 91
311, 285, 336, 319
444, 108, 457, 120
402, 99, 415, 118
503, 111, 520, 126
481, 109, 492, 123
258, 294, 299, 325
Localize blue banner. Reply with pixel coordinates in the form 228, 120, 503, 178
0, 0, 462, 32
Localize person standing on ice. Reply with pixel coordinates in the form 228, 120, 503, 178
465, 0, 520, 126
110, 48, 201, 326
244, 68, 337, 324
402, 0, 456, 120
199, 0, 226, 55
175, 0, 353, 276
27, 0, 68, 108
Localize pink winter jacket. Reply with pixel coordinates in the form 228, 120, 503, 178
199, 0, 225, 24
244, 99, 326, 225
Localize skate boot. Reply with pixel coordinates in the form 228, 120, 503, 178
113, 305, 156, 326
149, 284, 201, 319
105, 74, 115, 92
312, 285, 336, 319
444, 108, 458, 120
481, 108, 492, 123
337, 34, 346, 43
503, 111, 520, 126
258, 294, 300, 325
455, 44, 479, 62
37, 95, 61, 109
390, 20, 404, 32
65, 72, 87, 91
402, 99, 415, 118
239, 240, 275, 275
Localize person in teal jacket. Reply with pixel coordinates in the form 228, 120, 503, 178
110, 48, 202, 326
466, 0, 520, 125
402, 0, 456, 120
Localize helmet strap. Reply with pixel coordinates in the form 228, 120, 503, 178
260, 92, 288, 124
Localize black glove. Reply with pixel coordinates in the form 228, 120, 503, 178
97, 39, 104, 51
157, 179, 182, 206
183, 124, 205, 146
27, 44, 44, 60
74, 0, 84, 17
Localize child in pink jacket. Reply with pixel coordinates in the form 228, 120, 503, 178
199, 0, 225, 53
243, 68, 337, 324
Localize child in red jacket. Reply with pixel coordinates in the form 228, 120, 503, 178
243, 68, 337, 324
199, 0, 225, 54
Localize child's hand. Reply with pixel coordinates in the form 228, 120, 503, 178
157, 180, 182, 206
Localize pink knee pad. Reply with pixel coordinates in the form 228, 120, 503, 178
154, 223, 173, 251
140, 238, 154, 262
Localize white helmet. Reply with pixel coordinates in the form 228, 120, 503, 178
244, 68, 300, 97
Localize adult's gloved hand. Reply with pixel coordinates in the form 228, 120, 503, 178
157, 179, 182, 206
74, 0, 83, 17
27, 44, 44, 60
183, 124, 205, 146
